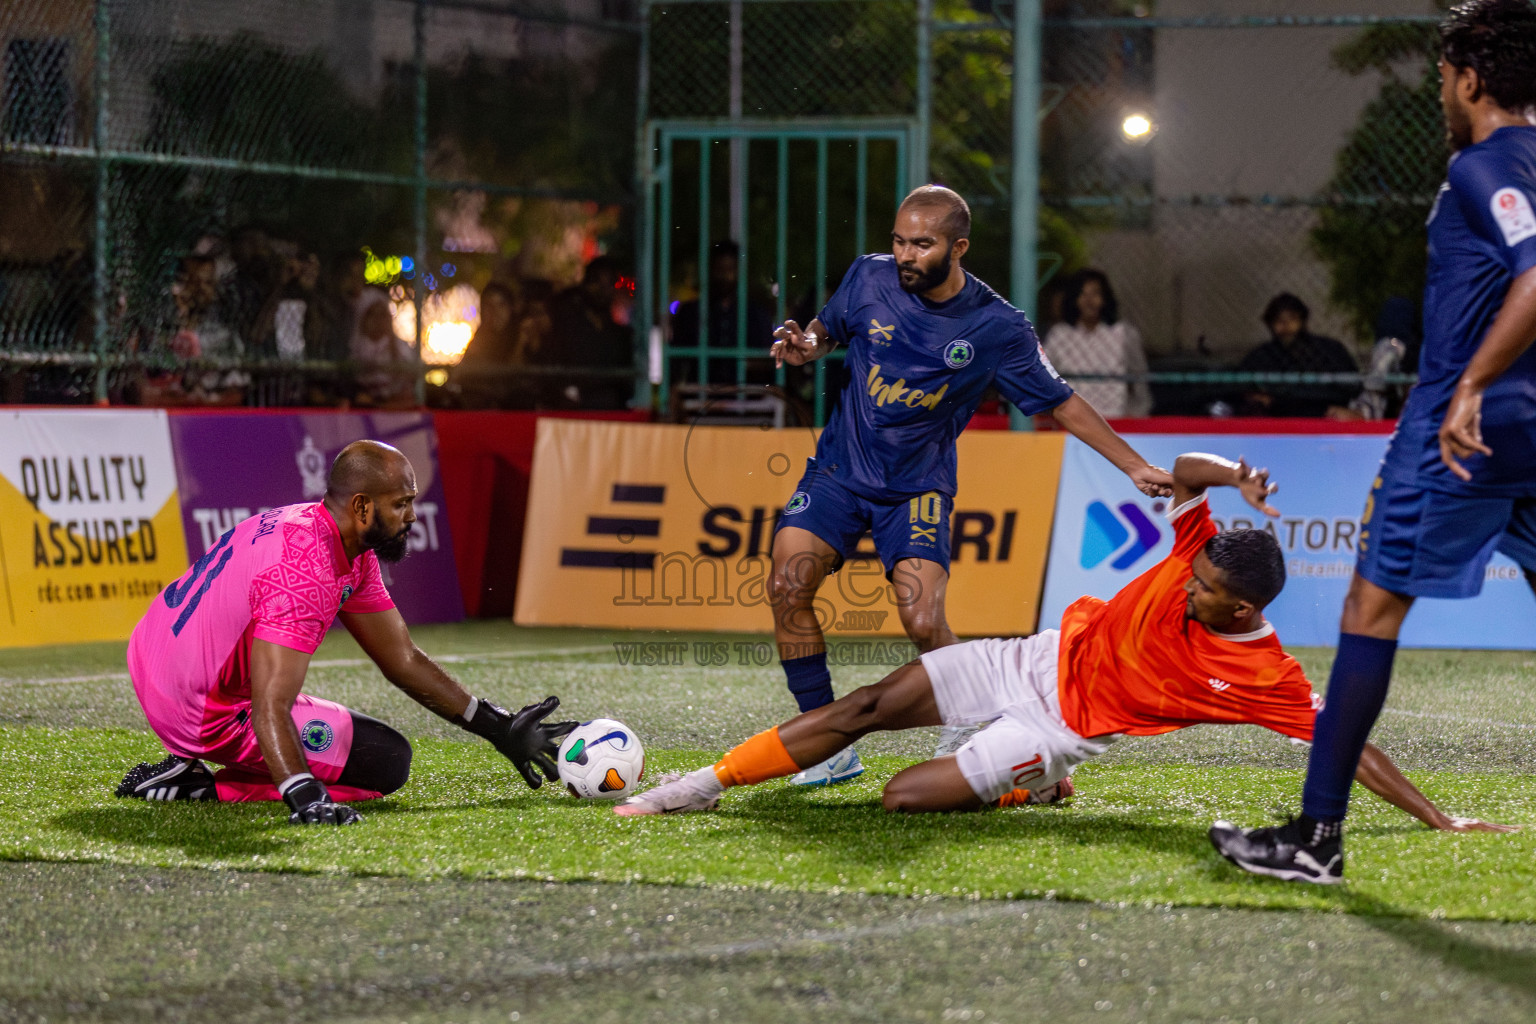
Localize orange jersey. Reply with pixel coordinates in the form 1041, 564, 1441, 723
1056, 494, 1317, 742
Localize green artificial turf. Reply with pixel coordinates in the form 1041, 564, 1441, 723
3, 726, 1532, 920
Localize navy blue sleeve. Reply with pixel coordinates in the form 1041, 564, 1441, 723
814, 257, 866, 343
1450, 149, 1536, 278
994, 310, 1074, 414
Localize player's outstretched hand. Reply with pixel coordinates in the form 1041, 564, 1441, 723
771, 318, 827, 367
282, 777, 362, 825
289, 800, 362, 825
467, 695, 576, 789
1235, 458, 1280, 517
1128, 464, 1174, 498
1439, 383, 1492, 483
1436, 815, 1521, 834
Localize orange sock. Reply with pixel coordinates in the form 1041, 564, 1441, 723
713, 727, 802, 788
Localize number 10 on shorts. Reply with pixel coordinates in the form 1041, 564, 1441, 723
1011, 753, 1045, 788
909, 492, 942, 543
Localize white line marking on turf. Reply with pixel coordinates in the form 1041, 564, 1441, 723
1380, 707, 1536, 731
0, 671, 131, 686
309, 644, 614, 669
0, 645, 616, 686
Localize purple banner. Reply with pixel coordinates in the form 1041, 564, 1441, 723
168, 411, 464, 625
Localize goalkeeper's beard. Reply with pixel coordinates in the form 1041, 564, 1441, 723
363, 518, 413, 563
898, 248, 954, 294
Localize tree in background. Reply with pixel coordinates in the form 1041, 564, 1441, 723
1311, 16, 1447, 342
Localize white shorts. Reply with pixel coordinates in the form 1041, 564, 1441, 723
919, 632, 1118, 803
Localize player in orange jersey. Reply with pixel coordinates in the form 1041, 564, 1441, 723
615, 452, 1514, 834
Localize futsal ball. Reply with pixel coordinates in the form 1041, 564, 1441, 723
557, 718, 645, 800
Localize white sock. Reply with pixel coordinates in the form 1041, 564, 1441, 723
686, 766, 725, 794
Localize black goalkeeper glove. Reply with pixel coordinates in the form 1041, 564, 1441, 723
281, 775, 362, 826
463, 695, 578, 789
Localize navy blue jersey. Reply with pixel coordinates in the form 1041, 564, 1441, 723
811, 254, 1073, 501
1400, 125, 1536, 496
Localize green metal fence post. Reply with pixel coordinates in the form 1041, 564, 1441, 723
914, 0, 932, 186
697, 140, 711, 390
92, 0, 111, 404
813, 136, 829, 426
736, 135, 749, 386
774, 138, 788, 391
412, 0, 428, 406
634, 0, 654, 410
1009, 0, 1042, 431
657, 134, 673, 412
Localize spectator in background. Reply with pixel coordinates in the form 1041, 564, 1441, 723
455, 281, 520, 408
349, 288, 416, 408
1043, 268, 1152, 418
317, 251, 368, 362
149, 254, 247, 406
221, 225, 279, 344
1328, 296, 1421, 421
551, 256, 631, 409
670, 240, 775, 387
1238, 293, 1357, 417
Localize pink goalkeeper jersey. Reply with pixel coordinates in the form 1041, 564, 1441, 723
128, 502, 394, 756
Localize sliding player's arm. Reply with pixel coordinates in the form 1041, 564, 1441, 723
340, 608, 576, 789
1050, 393, 1172, 497
1354, 741, 1517, 833
1440, 264, 1536, 480
249, 638, 361, 825
1170, 452, 1280, 515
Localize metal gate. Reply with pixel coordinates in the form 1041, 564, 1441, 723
638, 119, 914, 424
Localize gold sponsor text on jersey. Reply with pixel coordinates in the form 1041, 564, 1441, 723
866, 364, 949, 410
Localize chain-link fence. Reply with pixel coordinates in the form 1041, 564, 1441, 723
4, 1, 1451, 416
1, 0, 639, 407
643, 0, 1444, 421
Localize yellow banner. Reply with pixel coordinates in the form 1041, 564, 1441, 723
0, 410, 190, 648
514, 419, 1064, 636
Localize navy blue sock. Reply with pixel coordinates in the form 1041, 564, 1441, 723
782, 652, 834, 713
1301, 632, 1398, 822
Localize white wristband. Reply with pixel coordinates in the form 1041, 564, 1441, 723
277, 772, 316, 798
461, 696, 479, 723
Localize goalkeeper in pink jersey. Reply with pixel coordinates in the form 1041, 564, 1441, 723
117, 439, 575, 825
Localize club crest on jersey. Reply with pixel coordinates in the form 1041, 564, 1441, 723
784, 491, 810, 515
339, 584, 354, 604
300, 719, 334, 753
943, 339, 974, 369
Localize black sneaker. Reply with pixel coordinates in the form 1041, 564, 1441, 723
1208, 816, 1344, 884
116, 755, 218, 802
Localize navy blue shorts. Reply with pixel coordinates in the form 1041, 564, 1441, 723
1357, 435, 1536, 599
774, 458, 952, 575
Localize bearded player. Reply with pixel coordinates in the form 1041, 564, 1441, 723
615, 452, 1513, 840
1211, 0, 1536, 883
115, 440, 575, 824
768, 184, 1172, 787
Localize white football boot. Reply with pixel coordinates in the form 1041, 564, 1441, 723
613, 768, 723, 816
933, 724, 980, 758
788, 746, 864, 787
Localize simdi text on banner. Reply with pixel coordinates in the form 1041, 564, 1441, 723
514, 419, 1064, 635
0, 410, 190, 648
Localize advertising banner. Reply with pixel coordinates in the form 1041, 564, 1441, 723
0, 410, 190, 648
1041, 435, 1536, 649
514, 420, 1065, 636
168, 411, 464, 625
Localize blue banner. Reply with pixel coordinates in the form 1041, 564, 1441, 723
1041, 435, 1535, 649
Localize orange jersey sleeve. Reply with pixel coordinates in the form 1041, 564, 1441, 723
1057, 493, 1318, 742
